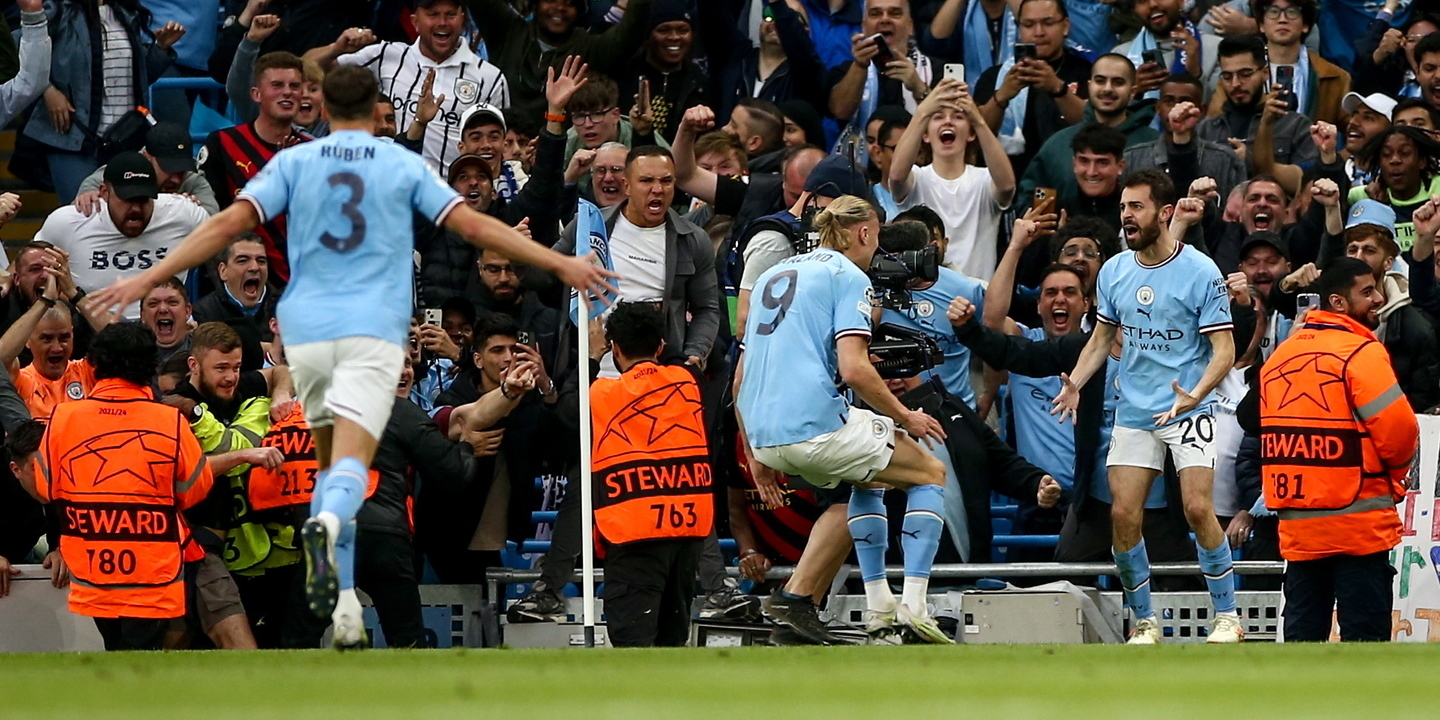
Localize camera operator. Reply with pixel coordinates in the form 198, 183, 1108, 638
873, 221, 985, 410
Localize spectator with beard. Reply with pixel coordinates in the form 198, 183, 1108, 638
1018, 54, 1158, 218
73, 123, 220, 216
468, 0, 658, 119
1232, 232, 1293, 362
467, 248, 560, 367
37, 153, 207, 321
1125, 75, 1246, 202
192, 235, 276, 371
1113, 0, 1221, 100
1198, 36, 1317, 175
373, 94, 399, 139
718, 98, 786, 174
141, 277, 195, 368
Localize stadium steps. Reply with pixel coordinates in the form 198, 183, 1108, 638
0, 129, 59, 256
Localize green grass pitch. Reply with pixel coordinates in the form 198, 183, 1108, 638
5, 644, 1440, 719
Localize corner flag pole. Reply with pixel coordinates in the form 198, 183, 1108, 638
570, 199, 614, 649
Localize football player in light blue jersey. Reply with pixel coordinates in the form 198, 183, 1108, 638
737, 196, 952, 645
1053, 169, 1241, 644
91, 67, 618, 649
876, 221, 986, 409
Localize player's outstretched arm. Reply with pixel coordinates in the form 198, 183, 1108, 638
1051, 321, 1115, 422
89, 202, 261, 319
445, 205, 620, 305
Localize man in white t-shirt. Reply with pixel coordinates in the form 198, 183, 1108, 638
309, 0, 509, 176
554, 146, 720, 376
890, 77, 1016, 281
36, 152, 207, 320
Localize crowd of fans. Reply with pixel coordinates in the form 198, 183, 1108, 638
0, 0, 1436, 648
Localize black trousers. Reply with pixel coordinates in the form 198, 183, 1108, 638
1054, 495, 1201, 591
602, 539, 700, 648
94, 617, 170, 651
1283, 550, 1395, 642
283, 529, 428, 648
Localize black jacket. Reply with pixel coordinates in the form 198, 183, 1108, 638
0, 368, 43, 563
897, 380, 1045, 564
704, 0, 826, 127
368, 397, 476, 537
190, 288, 276, 372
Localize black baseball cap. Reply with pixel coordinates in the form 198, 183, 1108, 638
104, 152, 159, 201
145, 123, 195, 174
447, 153, 494, 185
804, 154, 879, 211
1239, 231, 1289, 263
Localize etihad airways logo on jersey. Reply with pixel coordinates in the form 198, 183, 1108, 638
1122, 324, 1184, 352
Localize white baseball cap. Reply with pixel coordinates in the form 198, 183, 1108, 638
461, 103, 506, 134
1341, 92, 1397, 120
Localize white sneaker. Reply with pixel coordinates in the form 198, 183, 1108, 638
331, 590, 366, 650
897, 604, 955, 645
1127, 616, 1162, 645
1206, 612, 1244, 643
864, 608, 902, 645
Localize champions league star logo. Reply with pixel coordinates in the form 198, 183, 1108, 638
1263, 352, 1346, 412
596, 381, 706, 451
60, 430, 176, 492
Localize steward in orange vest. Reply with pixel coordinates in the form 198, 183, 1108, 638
25, 324, 214, 651
590, 303, 713, 647
1259, 259, 1418, 642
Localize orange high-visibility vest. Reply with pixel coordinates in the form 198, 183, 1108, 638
1260, 310, 1419, 561
247, 405, 380, 511
33, 379, 214, 619
591, 361, 714, 545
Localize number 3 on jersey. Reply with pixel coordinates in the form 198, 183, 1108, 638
756, 269, 798, 335
322, 172, 367, 252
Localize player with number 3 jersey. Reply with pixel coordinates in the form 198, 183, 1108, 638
736, 196, 952, 645
90, 67, 618, 649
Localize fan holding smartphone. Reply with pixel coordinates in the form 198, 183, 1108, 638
829, 0, 934, 164
971, 0, 1088, 159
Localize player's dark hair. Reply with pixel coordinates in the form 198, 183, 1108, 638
253, 51, 304, 88
473, 313, 520, 347
878, 220, 931, 253
191, 322, 243, 358
90, 322, 158, 387
568, 72, 619, 114
626, 145, 674, 168
323, 66, 380, 121
736, 98, 785, 154
605, 302, 665, 360
5, 419, 45, 465
894, 205, 946, 243
1052, 216, 1120, 261
1092, 52, 1135, 80
1039, 262, 1085, 287
1252, 0, 1316, 39
1070, 123, 1126, 158
1316, 257, 1374, 309
1123, 168, 1178, 209
1217, 35, 1267, 67
1395, 98, 1440, 129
